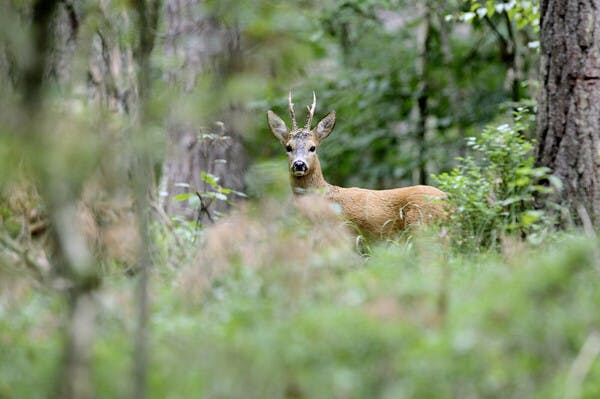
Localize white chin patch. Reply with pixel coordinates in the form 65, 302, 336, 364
292, 170, 307, 177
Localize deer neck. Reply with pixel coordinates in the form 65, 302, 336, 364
290, 157, 330, 195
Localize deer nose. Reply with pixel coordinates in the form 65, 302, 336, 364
292, 160, 308, 173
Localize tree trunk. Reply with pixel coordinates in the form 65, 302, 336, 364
18, 3, 99, 399
536, 0, 600, 226
88, 3, 138, 114
130, 3, 161, 398
159, 0, 247, 223
413, 2, 432, 186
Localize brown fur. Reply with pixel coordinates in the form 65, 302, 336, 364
268, 94, 446, 239
292, 162, 446, 239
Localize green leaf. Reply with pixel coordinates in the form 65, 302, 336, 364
548, 175, 563, 191
520, 210, 543, 227
233, 190, 248, 198
214, 192, 228, 201
201, 171, 220, 188
486, 1, 495, 16
515, 177, 530, 187
189, 195, 201, 207
173, 193, 194, 202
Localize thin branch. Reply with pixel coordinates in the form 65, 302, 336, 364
195, 191, 215, 225
502, 10, 516, 47
502, 9, 520, 103
150, 202, 186, 251
483, 15, 508, 48
564, 331, 600, 399
0, 231, 47, 281
130, 2, 162, 398
576, 204, 600, 273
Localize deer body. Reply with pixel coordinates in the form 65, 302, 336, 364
268, 93, 446, 239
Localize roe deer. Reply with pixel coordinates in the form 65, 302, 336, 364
267, 92, 447, 239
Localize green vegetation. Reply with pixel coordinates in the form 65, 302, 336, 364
2, 218, 600, 398
2, 0, 600, 398
434, 105, 560, 250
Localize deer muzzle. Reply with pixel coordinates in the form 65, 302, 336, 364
291, 160, 308, 176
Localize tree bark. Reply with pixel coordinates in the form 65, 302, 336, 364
130, 3, 161, 398
159, 0, 247, 223
536, 0, 600, 226
17, 3, 100, 399
413, 2, 432, 186
88, 3, 138, 114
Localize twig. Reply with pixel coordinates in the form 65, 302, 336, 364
502, 10, 516, 48
483, 15, 508, 48
0, 231, 47, 281
150, 201, 186, 251
576, 204, 596, 240
564, 331, 600, 399
576, 204, 600, 273
195, 191, 215, 225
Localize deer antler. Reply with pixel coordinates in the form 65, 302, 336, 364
288, 90, 298, 130
305, 91, 316, 130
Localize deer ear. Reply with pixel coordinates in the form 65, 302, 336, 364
315, 111, 336, 142
267, 110, 289, 144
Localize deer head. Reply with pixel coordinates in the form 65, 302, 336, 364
267, 92, 336, 177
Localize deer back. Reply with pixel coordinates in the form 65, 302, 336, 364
328, 185, 446, 238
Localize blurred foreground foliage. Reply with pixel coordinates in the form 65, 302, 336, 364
2, 0, 600, 398
2, 208, 599, 397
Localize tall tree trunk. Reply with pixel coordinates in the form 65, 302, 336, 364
19, 2, 99, 399
88, 2, 138, 113
130, 3, 161, 398
413, 2, 432, 185
536, 0, 600, 226
159, 0, 247, 223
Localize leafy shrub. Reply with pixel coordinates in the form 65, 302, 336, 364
434, 107, 560, 250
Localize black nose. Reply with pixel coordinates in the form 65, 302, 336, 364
292, 160, 307, 172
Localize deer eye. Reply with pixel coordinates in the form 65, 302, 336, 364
309, 146, 316, 152
285, 145, 293, 152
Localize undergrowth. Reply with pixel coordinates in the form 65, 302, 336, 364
434, 106, 561, 250
2, 226, 599, 398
